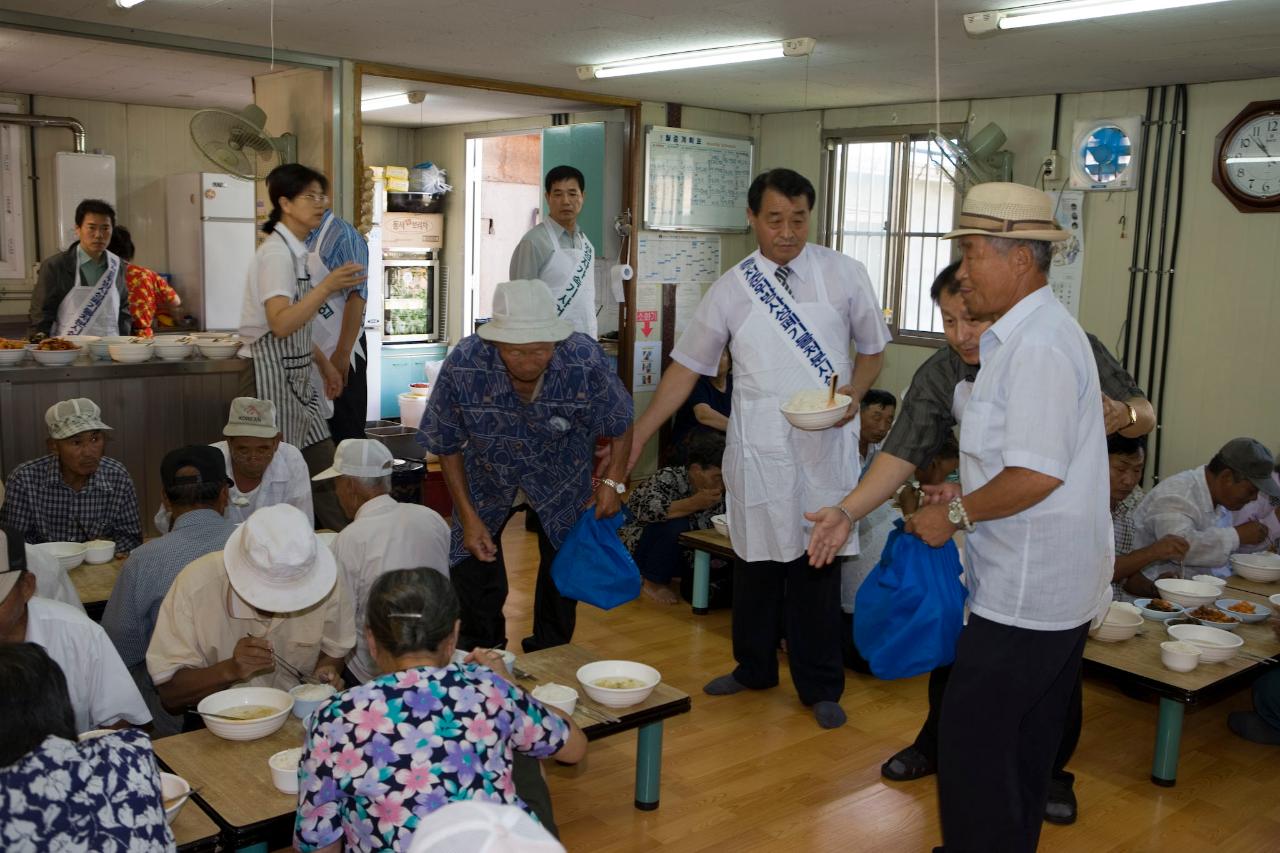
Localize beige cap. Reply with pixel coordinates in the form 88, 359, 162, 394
222, 504, 336, 613
312, 439, 395, 481
46, 398, 112, 440
476, 280, 574, 345
223, 397, 280, 439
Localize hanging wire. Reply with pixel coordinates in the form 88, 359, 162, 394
934, 0, 942, 135
269, 0, 276, 70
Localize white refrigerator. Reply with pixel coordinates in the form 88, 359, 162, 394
165, 173, 256, 332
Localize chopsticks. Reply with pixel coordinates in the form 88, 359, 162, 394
828, 373, 838, 407
1236, 651, 1276, 664
510, 664, 621, 724
272, 651, 324, 685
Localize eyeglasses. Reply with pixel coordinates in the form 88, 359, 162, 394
230, 447, 275, 461
298, 193, 330, 204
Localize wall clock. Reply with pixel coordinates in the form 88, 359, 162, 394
1212, 100, 1280, 213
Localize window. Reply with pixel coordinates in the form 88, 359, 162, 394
822, 128, 960, 341
0, 104, 27, 279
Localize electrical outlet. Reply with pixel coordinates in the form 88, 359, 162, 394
1042, 150, 1059, 182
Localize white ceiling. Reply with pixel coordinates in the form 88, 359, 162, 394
0, 27, 277, 109
0, 0, 1278, 114
361, 76, 603, 127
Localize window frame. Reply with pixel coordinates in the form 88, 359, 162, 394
820, 123, 965, 348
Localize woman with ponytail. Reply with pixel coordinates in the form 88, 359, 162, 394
237, 164, 365, 527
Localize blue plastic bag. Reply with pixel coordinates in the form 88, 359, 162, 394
853, 519, 967, 680
550, 508, 642, 610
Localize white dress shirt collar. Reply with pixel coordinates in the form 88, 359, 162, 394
984, 285, 1055, 347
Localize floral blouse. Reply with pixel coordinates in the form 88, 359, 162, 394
618, 465, 724, 555
294, 663, 571, 852
126, 264, 179, 337
0, 729, 174, 852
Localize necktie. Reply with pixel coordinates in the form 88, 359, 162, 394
775, 265, 793, 296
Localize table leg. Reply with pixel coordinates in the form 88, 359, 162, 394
1151, 696, 1185, 787
634, 721, 664, 811
691, 550, 710, 616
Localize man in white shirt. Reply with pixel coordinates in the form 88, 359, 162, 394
154, 397, 313, 533
1127, 437, 1279, 596
630, 168, 891, 729
905, 183, 1112, 851
313, 439, 450, 684
0, 529, 149, 732
509, 165, 598, 339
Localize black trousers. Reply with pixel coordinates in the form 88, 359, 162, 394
731, 555, 844, 705
937, 615, 1089, 853
451, 511, 577, 651
912, 664, 1083, 785
327, 336, 368, 444
634, 517, 694, 584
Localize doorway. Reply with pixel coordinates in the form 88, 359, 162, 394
465, 132, 542, 331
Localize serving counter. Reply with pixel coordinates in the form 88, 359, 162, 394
0, 355, 248, 536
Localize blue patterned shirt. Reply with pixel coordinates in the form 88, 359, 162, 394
0, 455, 142, 552
418, 333, 633, 564
0, 730, 173, 852
101, 508, 237, 668
308, 210, 369, 300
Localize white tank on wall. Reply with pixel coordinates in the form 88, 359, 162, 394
54, 152, 116, 250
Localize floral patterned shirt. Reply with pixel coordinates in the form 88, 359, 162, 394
0, 729, 174, 853
618, 465, 724, 555
295, 663, 571, 852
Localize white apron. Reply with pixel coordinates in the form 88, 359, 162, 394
723, 252, 858, 563
306, 216, 364, 420
53, 250, 123, 337
539, 220, 596, 339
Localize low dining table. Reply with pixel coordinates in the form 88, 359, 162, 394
677, 527, 734, 615
170, 795, 223, 853
67, 555, 124, 621
1083, 587, 1280, 786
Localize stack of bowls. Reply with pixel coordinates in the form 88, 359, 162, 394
1231, 553, 1280, 584
1089, 601, 1144, 642
1166, 623, 1244, 663
108, 340, 154, 363
1155, 578, 1221, 609
152, 337, 194, 361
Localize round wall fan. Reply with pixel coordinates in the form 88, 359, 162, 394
190, 105, 297, 181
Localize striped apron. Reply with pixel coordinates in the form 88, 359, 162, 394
252, 231, 331, 450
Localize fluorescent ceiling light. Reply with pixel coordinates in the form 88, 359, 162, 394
577, 38, 815, 80
964, 0, 1234, 34
361, 91, 426, 111
114, 0, 146, 7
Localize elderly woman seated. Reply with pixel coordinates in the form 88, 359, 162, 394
619, 431, 726, 604
0, 643, 173, 851
294, 568, 586, 853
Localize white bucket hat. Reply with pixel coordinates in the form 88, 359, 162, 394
46, 398, 112, 440
223, 397, 281, 439
312, 439, 395, 481
407, 801, 565, 853
222, 504, 336, 613
476, 280, 573, 345
942, 182, 1070, 243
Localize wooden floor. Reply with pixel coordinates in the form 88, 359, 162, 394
495, 515, 1280, 853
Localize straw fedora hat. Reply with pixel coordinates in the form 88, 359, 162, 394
943, 182, 1069, 243
477, 280, 574, 345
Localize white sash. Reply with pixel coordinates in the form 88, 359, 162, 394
552, 237, 593, 318
733, 254, 838, 386
57, 251, 123, 337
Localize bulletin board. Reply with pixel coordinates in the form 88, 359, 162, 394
644, 126, 753, 233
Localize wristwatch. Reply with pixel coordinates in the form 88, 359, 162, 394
601, 478, 627, 495
947, 497, 976, 533
1126, 403, 1138, 428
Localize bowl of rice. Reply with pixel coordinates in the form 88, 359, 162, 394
289, 682, 337, 720
781, 389, 852, 431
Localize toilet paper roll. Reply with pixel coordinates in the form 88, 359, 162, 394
609, 264, 632, 303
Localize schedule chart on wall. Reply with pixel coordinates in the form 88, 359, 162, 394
645, 127, 753, 232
